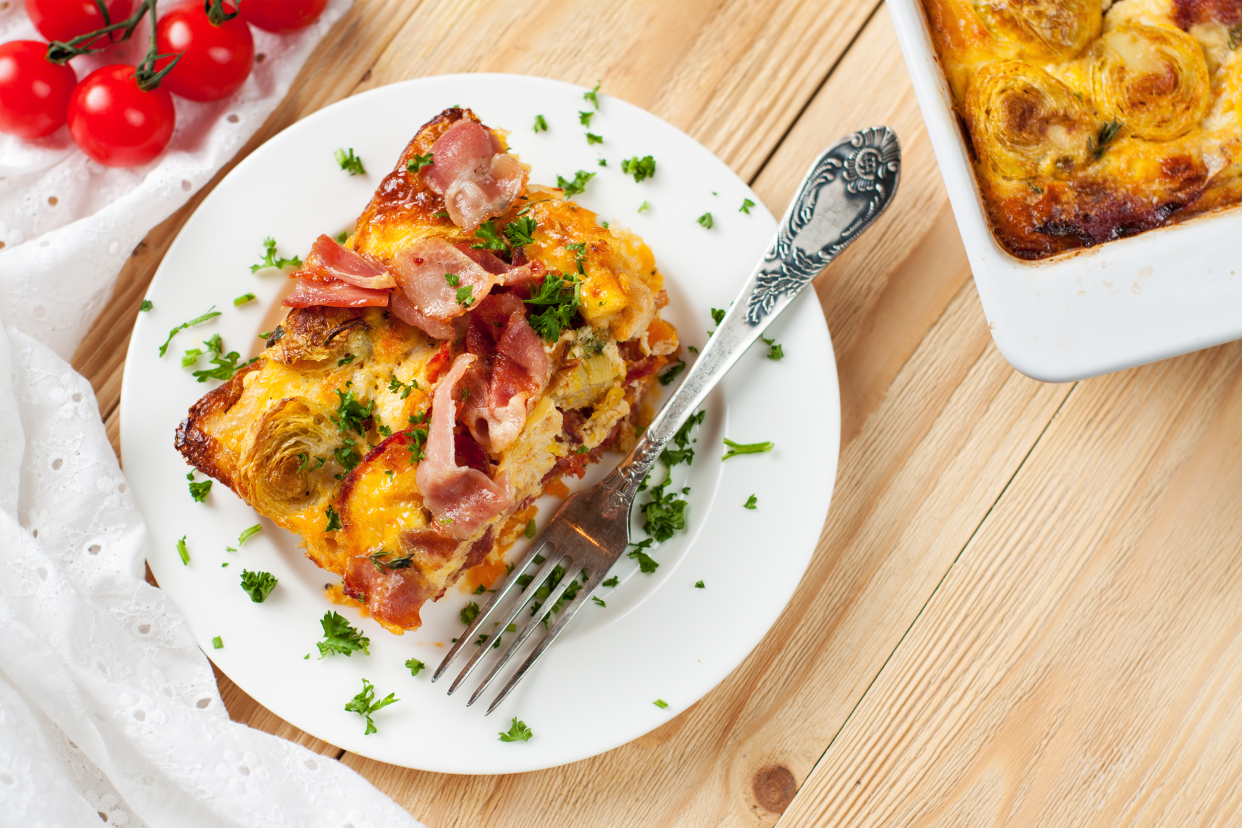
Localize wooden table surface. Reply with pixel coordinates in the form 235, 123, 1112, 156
76, 1, 1242, 825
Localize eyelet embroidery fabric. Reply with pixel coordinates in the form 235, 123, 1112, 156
0, 3, 424, 825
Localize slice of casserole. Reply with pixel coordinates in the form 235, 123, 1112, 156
176, 107, 679, 633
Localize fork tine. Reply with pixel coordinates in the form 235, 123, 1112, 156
445, 545, 568, 694
485, 567, 609, 714
466, 556, 587, 706
432, 538, 549, 683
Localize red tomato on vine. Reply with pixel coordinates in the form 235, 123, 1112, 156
155, 0, 254, 102
0, 40, 78, 139
240, 0, 327, 33
25, 0, 135, 51
67, 65, 176, 167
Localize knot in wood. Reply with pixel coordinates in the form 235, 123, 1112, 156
752, 765, 796, 813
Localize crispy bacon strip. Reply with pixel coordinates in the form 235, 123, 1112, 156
283, 278, 390, 308
299, 234, 395, 289
391, 237, 500, 335
422, 119, 525, 230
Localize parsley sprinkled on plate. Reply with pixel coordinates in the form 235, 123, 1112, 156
407, 152, 434, 173
695, 580, 705, 588
335, 148, 366, 175
532, 114, 548, 133
139, 299, 153, 312
158, 307, 220, 357
318, 611, 370, 658
525, 519, 537, 539
661, 410, 704, 467
460, 601, 480, 625
406, 657, 425, 676
586, 132, 603, 145
334, 229, 350, 244
697, 212, 714, 229
621, 155, 656, 182
505, 216, 537, 247
345, 678, 397, 735
583, 81, 601, 110
641, 475, 688, 541
628, 538, 659, 573
186, 471, 211, 503
760, 335, 784, 361
602, 576, 619, 588
176, 535, 189, 565
744, 494, 758, 510
740, 198, 755, 214
578, 110, 594, 128
324, 504, 342, 533
638, 201, 651, 213
212, 636, 223, 649
592, 596, 606, 607
184, 333, 248, 382
499, 717, 533, 742
237, 524, 261, 546
240, 570, 277, 603
250, 237, 302, 273
557, 169, 595, 199
658, 357, 685, 386
233, 292, 256, 307
653, 699, 669, 709
722, 438, 774, 461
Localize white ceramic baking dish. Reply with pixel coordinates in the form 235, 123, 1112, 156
888, 0, 1242, 382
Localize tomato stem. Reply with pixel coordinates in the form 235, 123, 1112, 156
203, 0, 241, 26
45, 0, 153, 64
133, 0, 183, 91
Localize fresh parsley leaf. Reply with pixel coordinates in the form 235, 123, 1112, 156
524, 272, 580, 342
189, 333, 246, 383
460, 601, 480, 625
583, 81, 601, 109
158, 307, 220, 357
368, 549, 413, 572
658, 358, 685, 386
499, 717, 533, 742
744, 494, 757, 510
532, 114, 548, 133
335, 229, 350, 244
621, 155, 656, 182
176, 535, 189, 565
471, 219, 509, 252
337, 353, 355, 367
186, 471, 212, 503
711, 308, 725, 326
405, 425, 428, 463
406, 152, 434, 173
237, 524, 261, 545
697, 212, 714, 229
377, 424, 392, 437
233, 292, 256, 307
557, 170, 595, 199
344, 678, 397, 736
525, 519, 537, 539
505, 216, 537, 247
473, 583, 486, 595
324, 504, 342, 533
695, 580, 705, 588
456, 285, 475, 307
598, 158, 608, 167
740, 198, 754, 214
318, 611, 370, 658
641, 475, 688, 542
296, 452, 310, 472
578, 110, 594, 127
212, 636, 223, 649
660, 410, 705, 467
335, 147, 366, 175
250, 238, 302, 273
406, 657, 425, 676
388, 374, 418, 399
331, 388, 374, 435
239, 569, 277, 603
654, 698, 669, 709
334, 438, 361, 474
760, 335, 783, 361
444, 272, 460, 287
638, 201, 651, 213
592, 596, 606, 607
586, 132, 603, 145
139, 299, 153, 312
721, 438, 774, 461
628, 538, 659, 573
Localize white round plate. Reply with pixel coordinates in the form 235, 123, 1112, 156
121, 73, 839, 774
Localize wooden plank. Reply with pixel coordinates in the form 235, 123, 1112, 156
776, 318, 1242, 821
339, 9, 1075, 827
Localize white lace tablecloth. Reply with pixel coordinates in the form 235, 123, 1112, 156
0, 3, 425, 825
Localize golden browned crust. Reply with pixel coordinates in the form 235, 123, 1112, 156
174, 359, 265, 490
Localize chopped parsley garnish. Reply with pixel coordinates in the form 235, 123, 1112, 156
602, 575, 619, 588
318, 611, 370, 658
641, 474, 688, 542
499, 717, 533, 742
578, 110, 594, 128
1091, 120, 1123, 160
471, 219, 508, 252
335, 147, 366, 175
139, 299, 153, 312
532, 114, 548, 133
324, 504, 342, 533
345, 678, 397, 736
697, 212, 714, 229
186, 471, 212, 503
628, 538, 659, 573
456, 285, 475, 307
583, 81, 600, 109
158, 307, 220, 357
505, 215, 537, 247
212, 636, 223, 649
654, 699, 669, 709
660, 410, 704, 467
237, 524, 261, 545
176, 535, 189, 565
388, 374, 418, 399
621, 155, 656, 182
443, 272, 460, 287
406, 152, 434, 173
250, 237, 301, 273
598, 158, 607, 167
708, 307, 725, 336
188, 333, 248, 383
296, 453, 310, 472
334, 438, 361, 473
233, 292, 256, 307
586, 132, 603, 145
740, 198, 754, 214
405, 423, 428, 463
744, 494, 757, 510
369, 549, 413, 572
524, 271, 581, 341
473, 583, 486, 594
760, 335, 784, 361
335, 229, 350, 244
722, 438, 774, 461
460, 601, 480, 625
658, 357, 685, 386
406, 657, 425, 676
239, 569, 277, 603
592, 596, 606, 607
525, 519, 537, 539
575, 445, 589, 455
557, 169, 595, 199
638, 201, 651, 213
377, 424, 392, 437
695, 580, 705, 588
331, 387, 374, 434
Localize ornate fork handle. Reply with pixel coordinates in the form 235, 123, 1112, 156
601, 127, 901, 518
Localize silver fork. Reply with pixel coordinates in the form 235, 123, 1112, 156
432, 127, 902, 713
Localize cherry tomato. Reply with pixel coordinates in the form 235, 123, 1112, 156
0, 40, 78, 139
68, 65, 175, 167
25, 0, 134, 50
155, 1, 254, 102
240, 0, 327, 33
